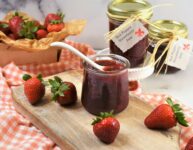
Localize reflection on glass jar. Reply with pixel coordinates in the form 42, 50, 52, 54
81, 54, 130, 115
148, 20, 188, 74
107, 0, 153, 68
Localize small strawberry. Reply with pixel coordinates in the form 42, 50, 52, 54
44, 12, 64, 28
9, 11, 24, 39
23, 74, 45, 104
49, 76, 77, 105
144, 97, 188, 130
0, 21, 10, 34
129, 81, 138, 91
47, 22, 64, 32
36, 29, 48, 39
185, 136, 193, 150
92, 111, 120, 144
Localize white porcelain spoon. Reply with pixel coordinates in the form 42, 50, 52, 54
50, 42, 108, 72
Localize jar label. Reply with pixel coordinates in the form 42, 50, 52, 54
165, 38, 193, 70
112, 21, 148, 53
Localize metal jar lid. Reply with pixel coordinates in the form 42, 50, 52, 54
107, 0, 153, 21
149, 20, 188, 41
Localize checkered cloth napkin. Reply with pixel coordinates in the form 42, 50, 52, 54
0, 40, 192, 150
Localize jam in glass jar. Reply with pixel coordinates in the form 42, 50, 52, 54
107, 0, 153, 67
148, 20, 188, 74
81, 54, 130, 115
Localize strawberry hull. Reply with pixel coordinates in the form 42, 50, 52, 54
0, 43, 61, 66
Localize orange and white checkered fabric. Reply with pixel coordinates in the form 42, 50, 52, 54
0, 40, 192, 149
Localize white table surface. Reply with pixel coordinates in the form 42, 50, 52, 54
141, 58, 193, 109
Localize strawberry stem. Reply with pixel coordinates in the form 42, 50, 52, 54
48, 76, 69, 101
166, 97, 189, 127
91, 111, 114, 125
23, 74, 32, 81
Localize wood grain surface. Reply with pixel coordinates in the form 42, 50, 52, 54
12, 70, 180, 150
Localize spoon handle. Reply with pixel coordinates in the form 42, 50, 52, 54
50, 42, 102, 71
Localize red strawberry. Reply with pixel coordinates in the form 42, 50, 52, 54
44, 12, 64, 28
23, 74, 45, 104
9, 12, 24, 39
129, 81, 138, 91
49, 76, 77, 105
92, 111, 120, 144
47, 22, 64, 32
185, 136, 193, 150
0, 21, 10, 34
36, 29, 48, 39
144, 97, 188, 130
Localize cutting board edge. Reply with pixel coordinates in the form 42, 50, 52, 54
12, 90, 75, 150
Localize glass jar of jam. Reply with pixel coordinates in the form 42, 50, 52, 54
81, 54, 130, 115
148, 20, 188, 74
107, 0, 153, 68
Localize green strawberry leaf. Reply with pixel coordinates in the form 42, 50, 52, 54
22, 74, 32, 81
91, 111, 114, 125
37, 74, 43, 81
48, 76, 70, 101
20, 21, 38, 39
0, 23, 9, 28
166, 97, 189, 127
54, 76, 62, 84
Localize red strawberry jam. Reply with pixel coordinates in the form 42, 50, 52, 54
81, 54, 130, 115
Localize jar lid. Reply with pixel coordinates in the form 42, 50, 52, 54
149, 20, 188, 41
107, 0, 153, 21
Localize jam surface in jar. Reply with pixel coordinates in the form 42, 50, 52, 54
81, 56, 129, 115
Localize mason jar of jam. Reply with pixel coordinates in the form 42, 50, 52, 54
81, 54, 130, 115
107, 0, 153, 68
148, 20, 188, 74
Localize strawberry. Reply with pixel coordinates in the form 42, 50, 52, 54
44, 12, 64, 28
0, 21, 10, 34
129, 81, 138, 91
23, 74, 45, 104
92, 111, 120, 144
185, 136, 193, 150
49, 76, 77, 105
144, 97, 188, 130
9, 12, 24, 39
47, 22, 64, 32
36, 29, 48, 39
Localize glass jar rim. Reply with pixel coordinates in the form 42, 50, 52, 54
107, 0, 153, 21
83, 54, 130, 75
149, 20, 188, 41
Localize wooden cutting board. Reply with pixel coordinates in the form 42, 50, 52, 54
12, 70, 180, 150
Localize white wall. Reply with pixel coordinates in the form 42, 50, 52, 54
63, 0, 193, 49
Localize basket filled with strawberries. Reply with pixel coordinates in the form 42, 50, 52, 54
0, 11, 86, 66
